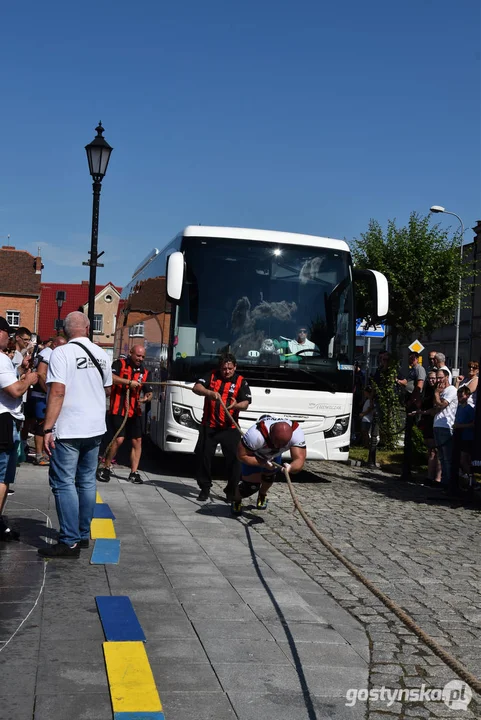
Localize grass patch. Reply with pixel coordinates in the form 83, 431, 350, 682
349, 446, 427, 475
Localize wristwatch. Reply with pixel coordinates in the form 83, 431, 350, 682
43, 428, 54, 434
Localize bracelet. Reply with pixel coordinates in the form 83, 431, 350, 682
43, 428, 54, 434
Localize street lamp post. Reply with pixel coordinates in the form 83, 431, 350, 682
84, 122, 113, 340
55, 290, 66, 335
430, 205, 465, 378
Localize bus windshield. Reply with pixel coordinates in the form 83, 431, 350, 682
172, 236, 354, 391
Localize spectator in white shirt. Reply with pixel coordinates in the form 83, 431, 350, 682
426, 369, 458, 486
434, 352, 452, 385
0, 317, 38, 541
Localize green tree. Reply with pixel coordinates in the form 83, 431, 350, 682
352, 212, 473, 348
371, 358, 405, 450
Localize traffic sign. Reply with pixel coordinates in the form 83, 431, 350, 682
408, 339, 425, 353
355, 320, 385, 338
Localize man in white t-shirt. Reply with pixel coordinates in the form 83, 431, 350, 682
434, 352, 452, 385
287, 326, 318, 356
232, 416, 306, 514
431, 369, 457, 486
0, 317, 38, 542
37, 312, 112, 559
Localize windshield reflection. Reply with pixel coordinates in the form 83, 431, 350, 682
172, 237, 354, 390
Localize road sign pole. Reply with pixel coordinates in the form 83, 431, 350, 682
365, 337, 371, 384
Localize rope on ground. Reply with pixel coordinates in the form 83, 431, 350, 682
282, 473, 481, 695
103, 380, 481, 693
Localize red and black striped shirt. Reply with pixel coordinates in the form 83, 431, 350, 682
109, 358, 152, 418
197, 371, 252, 429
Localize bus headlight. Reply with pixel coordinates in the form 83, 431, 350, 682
325, 415, 350, 438
172, 404, 198, 429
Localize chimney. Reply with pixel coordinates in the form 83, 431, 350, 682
34, 255, 43, 274
2, 245, 15, 250
81, 280, 89, 286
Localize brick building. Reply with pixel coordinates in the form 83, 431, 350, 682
39, 281, 122, 359
0, 244, 43, 333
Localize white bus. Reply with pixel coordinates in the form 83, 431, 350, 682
114, 226, 388, 460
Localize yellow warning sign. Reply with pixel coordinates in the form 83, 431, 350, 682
408, 339, 425, 354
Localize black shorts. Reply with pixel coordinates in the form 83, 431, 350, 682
110, 414, 142, 440
237, 480, 262, 499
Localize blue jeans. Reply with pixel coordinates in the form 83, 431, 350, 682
49, 436, 102, 546
434, 427, 453, 486
0, 425, 20, 485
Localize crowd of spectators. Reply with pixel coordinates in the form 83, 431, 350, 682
355, 348, 479, 492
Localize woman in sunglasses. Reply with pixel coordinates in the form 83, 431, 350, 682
455, 361, 478, 406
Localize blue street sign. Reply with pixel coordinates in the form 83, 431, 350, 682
356, 320, 385, 338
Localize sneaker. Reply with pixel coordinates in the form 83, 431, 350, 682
97, 467, 111, 483
38, 542, 80, 558
7, 487, 15, 495
231, 500, 243, 515
256, 495, 269, 510
34, 454, 50, 466
79, 538, 90, 549
197, 489, 210, 501
129, 471, 143, 484
0, 526, 20, 541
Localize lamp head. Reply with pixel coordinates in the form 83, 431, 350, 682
85, 122, 113, 181
430, 205, 445, 214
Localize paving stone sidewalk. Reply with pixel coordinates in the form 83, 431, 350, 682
1, 461, 370, 720
238, 459, 481, 719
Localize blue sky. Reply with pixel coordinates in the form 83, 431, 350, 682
0, 0, 479, 286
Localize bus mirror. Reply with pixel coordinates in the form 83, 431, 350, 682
353, 269, 389, 320
166, 252, 185, 302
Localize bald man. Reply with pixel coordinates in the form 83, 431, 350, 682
233, 416, 307, 514
97, 345, 153, 485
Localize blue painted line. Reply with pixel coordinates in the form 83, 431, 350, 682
93, 503, 116, 519
96, 596, 146, 642
91, 539, 121, 565
114, 713, 165, 719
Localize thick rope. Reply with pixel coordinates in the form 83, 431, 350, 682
203, 388, 481, 694
283, 475, 481, 694
104, 380, 481, 693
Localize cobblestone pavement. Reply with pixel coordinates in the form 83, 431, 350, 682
214, 461, 481, 719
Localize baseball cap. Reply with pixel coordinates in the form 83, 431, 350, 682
0, 317, 12, 334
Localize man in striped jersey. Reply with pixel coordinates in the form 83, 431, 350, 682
193, 353, 252, 502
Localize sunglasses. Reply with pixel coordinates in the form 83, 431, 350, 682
298, 329, 308, 334
468, 365, 477, 369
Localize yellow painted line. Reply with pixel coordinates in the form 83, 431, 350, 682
103, 641, 162, 713
96, 491, 104, 503
91, 518, 116, 539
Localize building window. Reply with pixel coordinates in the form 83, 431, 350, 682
93, 314, 103, 334
6, 311, 20, 328
129, 322, 144, 337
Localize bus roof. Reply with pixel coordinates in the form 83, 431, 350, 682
183, 225, 350, 252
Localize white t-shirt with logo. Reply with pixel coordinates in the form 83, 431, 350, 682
433, 385, 458, 429
242, 416, 306, 462
0, 353, 24, 420
47, 337, 112, 439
